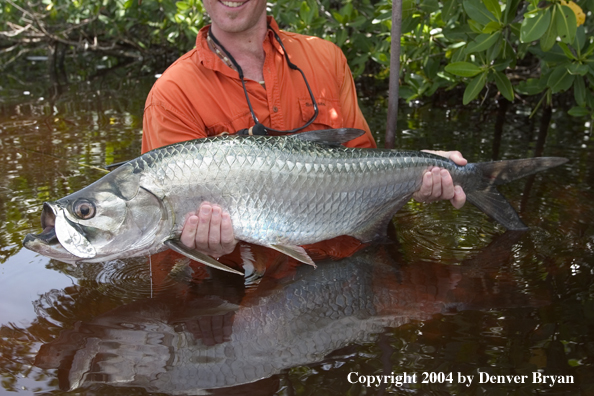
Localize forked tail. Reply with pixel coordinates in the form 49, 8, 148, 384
466, 157, 568, 230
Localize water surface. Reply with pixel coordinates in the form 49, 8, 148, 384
1, 63, 593, 395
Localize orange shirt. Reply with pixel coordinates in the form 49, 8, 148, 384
142, 16, 376, 152
142, 17, 376, 262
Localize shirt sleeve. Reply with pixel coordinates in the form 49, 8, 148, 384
142, 84, 207, 153
336, 51, 377, 149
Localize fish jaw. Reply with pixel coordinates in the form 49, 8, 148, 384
23, 202, 96, 262
23, 222, 80, 264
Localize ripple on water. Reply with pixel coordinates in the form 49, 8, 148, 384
394, 202, 503, 263
76, 256, 182, 300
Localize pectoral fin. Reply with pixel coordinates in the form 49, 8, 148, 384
164, 240, 244, 275
269, 243, 316, 267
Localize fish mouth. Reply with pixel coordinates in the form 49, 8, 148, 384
40, 202, 56, 231
23, 202, 59, 246
23, 228, 79, 263
23, 202, 96, 261
24, 203, 59, 248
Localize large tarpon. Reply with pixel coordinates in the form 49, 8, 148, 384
23, 129, 567, 274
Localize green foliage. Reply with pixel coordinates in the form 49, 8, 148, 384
271, 0, 594, 118
396, 0, 593, 115
2, 0, 593, 117
270, 0, 392, 78
0, 0, 205, 64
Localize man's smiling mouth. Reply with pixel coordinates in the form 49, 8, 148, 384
220, 1, 248, 8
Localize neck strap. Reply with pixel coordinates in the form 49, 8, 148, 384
208, 25, 319, 134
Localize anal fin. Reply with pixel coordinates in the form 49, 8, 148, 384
164, 239, 244, 275
269, 243, 316, 267
466, 186, 529, 231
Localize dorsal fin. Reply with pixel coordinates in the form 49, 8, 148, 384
288, 128, 366, 146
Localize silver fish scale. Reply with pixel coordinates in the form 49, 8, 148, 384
134, 136, 475, 245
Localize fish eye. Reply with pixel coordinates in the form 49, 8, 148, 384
72, 199, 96, 220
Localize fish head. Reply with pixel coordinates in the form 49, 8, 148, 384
24, 164, 168, 262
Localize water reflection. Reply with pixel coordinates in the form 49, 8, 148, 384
29, 232, 541, 394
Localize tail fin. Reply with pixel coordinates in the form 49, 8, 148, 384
467, 157, 567, 231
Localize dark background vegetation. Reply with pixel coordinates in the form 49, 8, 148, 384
1, 0, 593, 118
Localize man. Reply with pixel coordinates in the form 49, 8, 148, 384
142, 0, 466, 261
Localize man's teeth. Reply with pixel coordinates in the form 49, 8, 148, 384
221, 1, 245, 7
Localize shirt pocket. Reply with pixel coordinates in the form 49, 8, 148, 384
299, 97, 343, 129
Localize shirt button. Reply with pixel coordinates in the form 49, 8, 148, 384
273, 106, 279, 112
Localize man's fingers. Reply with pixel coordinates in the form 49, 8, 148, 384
422, 149, 468, 166
180, 214, 198, 249
440, 169, 455, 200
208, 205, 222, 248
450, 185, 466, 209
195, 203, 213, 251
430, 167, 442, 200
413, 166, 465, 209
220, 211, 237, 250
178, 202, 237, 258
208, 205, 234, 258
449, 151, 467, 166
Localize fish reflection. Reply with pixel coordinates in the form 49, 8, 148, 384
34, 231, 541, 394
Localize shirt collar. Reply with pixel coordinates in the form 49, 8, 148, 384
196, 16, 284, 76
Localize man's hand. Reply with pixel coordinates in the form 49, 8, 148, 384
180, 202, 237, 258
412, 150, 467, 209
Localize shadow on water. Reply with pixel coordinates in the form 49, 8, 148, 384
1, 64, 594, 395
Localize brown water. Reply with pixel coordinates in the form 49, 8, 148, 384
1, 63, 593, 395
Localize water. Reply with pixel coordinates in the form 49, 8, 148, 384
1, 62, 593, 395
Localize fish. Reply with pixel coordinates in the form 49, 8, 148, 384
33, 234, 544, 393
23, 128, 567, 275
